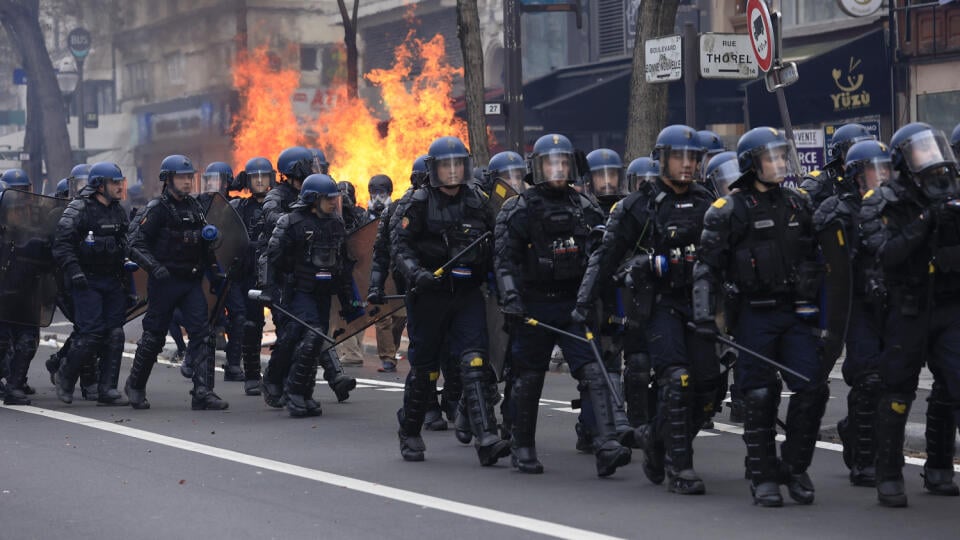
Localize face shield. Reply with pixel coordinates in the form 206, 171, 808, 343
752, 142, 796, 184
856, 157, 892, 194
248, 172, 272, 195
663, 148, 704, 184
102, 177, 128, 202
171, 172, 200, 198
315, 193, 342, 217
497, 167, 526, 192
589, 167, 625, 197
915, 164, 960, 201
201, 172, 223, 194
707, 159, 741, 196
69, 175, 89, 198
533, 150, 576, 185
626, 171, 658, 193
900, 129, 957, 174
429, 156, 471, 188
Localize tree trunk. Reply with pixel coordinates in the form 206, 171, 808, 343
337, 0, 359, 99
0, 0, 74, 187
23, 75, 43, 192
456, 0, 489, 165
624, 0, 680, 161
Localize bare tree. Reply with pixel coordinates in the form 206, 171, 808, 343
456, 0, 489, 165
624, 0, 680, 161
336, 0, 360, 99
0, 0, 73, 191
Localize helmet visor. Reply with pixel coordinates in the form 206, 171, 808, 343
752, 142, 796, 184
429, 156, 471, 187
175, 172, 200, 197
249, 172, 272, 194
663, 148, 704, 183
201, 173, 222, 194
589, 167, 625, 197
497, 167, 526, 192
316, 192, 342, 216
708, 159, 741, 196
859, 157, 892, 192
533, 151, 576, 184
68, 176, 88, 198
900, 130, 956, 174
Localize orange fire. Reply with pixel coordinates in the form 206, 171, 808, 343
231, 28, 469, 208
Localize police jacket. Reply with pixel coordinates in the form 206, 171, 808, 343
371, 192, 412, 294
579, 180, 713, 308
53, 190, 130, 278
127, 191, 214, 278
814, 191, 877, 300
495, 183, 604, 306
265, 206, 355, 302
798, 160, 844, 210
260, 182, 299, 245
693, 177, 820, 321
859, 174, 960, 301
342, 203, 369, 233
231, 196, 266, 277
390, 184, 494, 292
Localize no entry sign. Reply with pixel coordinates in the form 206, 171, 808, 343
746, 0, 774, 72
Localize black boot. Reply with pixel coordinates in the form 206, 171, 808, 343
578, 363, 632, 478
510, 370, 545, 474
262, 321, 299, 407
623, 352, 651, 428
460, 352, 511, 466
223, 363, 245, 382
241, 320, 263, 395
780, 384, 828, 504
659, 368, 704, 494
94, 328, 128, 406
321, 347, 356, 402
78, 350, 99, 401
845, 373, 881, 486
922, 381, 959, 496
285, 337, 321, 417
397, 367, 436, 462
423, 400, 448, 431
875, 393, 913, 507
743, 386, 783, 507
125, 331, 164, 409
453, 399, 473, 443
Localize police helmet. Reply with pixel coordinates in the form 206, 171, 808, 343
88, 162, 126, 200
277, 146, 314, 182
486, 151, 526, 192
426, 136, 472, 188
844, 140, 892, 195
703, 151, 740, 197
297, 173, 341, 206
1, 168, 30, 191
368, 174, 393, 196
736, 127, 794, 184
828, 123, 875, 162
69, 163, 90, 196
411, 154, 429, 187
950, 122, 960, 158
243, 157, 275, 194
890, 122, 959, 200
698, 130, 726, 157
309, 148, 330, 175
202, 162, 233, 196
585, 148, 625, 199
529, 133, 578, 185
652, 125, 704, 183
626, 157, 660, 192
55, 178, 70, 199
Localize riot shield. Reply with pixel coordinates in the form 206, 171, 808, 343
329, 217, 405, 344
203, 192, 251, 322
485, 178, 520, 379
125, 268, 149, 322
818, 220, 853, 376
0, 190, 69, 326
489, 178, 520, 211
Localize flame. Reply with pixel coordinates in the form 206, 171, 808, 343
231, 27, 469, 208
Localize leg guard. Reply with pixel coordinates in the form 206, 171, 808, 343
657, 367, 704, 494
47, 333, 73, 384
623, 352, 651, 427
844, 372, 881, 486
577, 363, 632, 478
397, 367, 437, 461
923, 381, 959, 496
320, 347, 357, 403
125, 330, 165, 409
56, 334, 101, 404
3, 334, 33, 406
780, 383, 828, 504
262, 321, 300, 407
875, 392, 914, 507
241, 320, 263, 395
460, 351, 510, 466
191, 355, 229, 411
96, 328, 128, 406
510, 369, 545, 474
742, 386, 783, 506
285, 335, 322, 417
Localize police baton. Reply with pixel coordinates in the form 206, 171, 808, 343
523, 317, 624, 409
685, 322, 811, 383
248, 289, 337, 347
432, 230, 493, 279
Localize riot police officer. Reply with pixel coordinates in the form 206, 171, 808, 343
391, 136, 509, 465
486, 151, 527, 194
579, 126, 717, 494
54, 179, 70, 199
625, 158, 659, 195
693, 127, 827, 507
264, 173, 361, 417
226, 157, 274, 395
703, 151, 740, 198
67, 164, 90, 197
859, 122, 960, 507
199, 162, 232, 212
583, 148, 626, 215
124, 154, 228, 410
52, 162, 130, 406
495, 133, 631, 476
698, 130, 726, 183
800, 123, 875, 209
338, 181, 368, 232
367, 174, 393, 221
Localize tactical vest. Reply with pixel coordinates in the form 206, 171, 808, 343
880, 183, 932, 296
153, 195, 207, 273
650, 187, 711, 292
728, 189, 820, 300
523, 189, 591, 292
290, 212, 348, 294
76, 198, 128, 275
416, 188, 491, 280
932, 201, 960, 297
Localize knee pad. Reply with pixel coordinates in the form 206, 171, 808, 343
140, 330, 167, 355
624, 353, 651, 375
853, 371, 882, 397
659, 366, 692, 392
107, 328, 125, 348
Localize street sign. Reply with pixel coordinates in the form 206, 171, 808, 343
837, 0, 883, 17
67, 28, 91, 59
746, 0, 774, 72
699, 33, 758, 79
484, 102, 503, 115
13, 68, 27, 85
764, 61, 799, 92
644, 35, 682, 83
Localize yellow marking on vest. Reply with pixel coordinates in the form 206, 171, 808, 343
836, 229, 845, 247
429, 371, 440, 381
929, 262, 936, 274
680, 374, 689, 387
495, 184, 507, 198
712, 198, 727, 209
891, 401, 907, 414
809, 170, 821, 178
863, 189, 875, 199
470, 356, 484, 367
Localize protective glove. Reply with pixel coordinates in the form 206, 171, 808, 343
152, 266, 171, 281
500, 300, 527, 331
340, 301, 365, 322
70, 272, 88, 290
208, 264, 227, 295
414, 269, 441, 291
366, 287, 386, 305
570, 303, 592, 325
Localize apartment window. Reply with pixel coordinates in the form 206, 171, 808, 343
781, 0, 847, 27
165, 52, 184, 84
917, 90, 960, 136
126, 61, 148, 97
300, 45, 319, 71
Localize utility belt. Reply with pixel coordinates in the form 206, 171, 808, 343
166, 264, 204, 280
293, 267, 343, 295
80, 263, 125, 278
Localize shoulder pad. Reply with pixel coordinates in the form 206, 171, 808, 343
619, 191, 648, 213
808, 170, 821, 178
784, 185, 811, 204
704, 195, 736, 226
689, 183, 716, 202
411, 188, 429, 202
499, 194, 524, 217
145, 198, 161, 210
862, 185, 896, 208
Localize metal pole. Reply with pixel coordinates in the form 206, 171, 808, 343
775, 86, 803, 177
888, 0, 899, 133
503, 0, 524, 154
77, 58, 85, 159
683, 22, 697, 128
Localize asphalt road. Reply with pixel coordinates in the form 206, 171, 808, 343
2, 336, 958, 540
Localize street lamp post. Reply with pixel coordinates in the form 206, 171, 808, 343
55, 57, 79, 165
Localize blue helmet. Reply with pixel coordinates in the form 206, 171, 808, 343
88, 162, 126, 200
68, 163, 90, 196
828, 123, 875, 162
950, 122, 960, 160
277, 146, 314, 181
159, 154, 197, 197
426, 136, 471, 188
202, 162, 233, 195
486, 151, 526, 191
736, 127, 793, 184
697, 130, 726, 157
529, 133, 578, 185
297, 173, 340, 206
309, 148, 330, 175
844, 140, 892, 195
585, 148, 625, 200
411, 154, 429, 187
243, 156, 275, 194
54, 178, 70, 198
703, 151, 740, 197
889, 122, 958, 199
1, 168, 30, 191
652, 125, 704, 183
626, 157, 660, 192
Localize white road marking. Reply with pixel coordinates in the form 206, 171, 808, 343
2, 405, 623, 540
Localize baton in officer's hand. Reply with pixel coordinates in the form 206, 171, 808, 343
685, 321, 811, 383
248, 289, 337, 346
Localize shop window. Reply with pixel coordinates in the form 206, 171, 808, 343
917, 90, 960, 136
